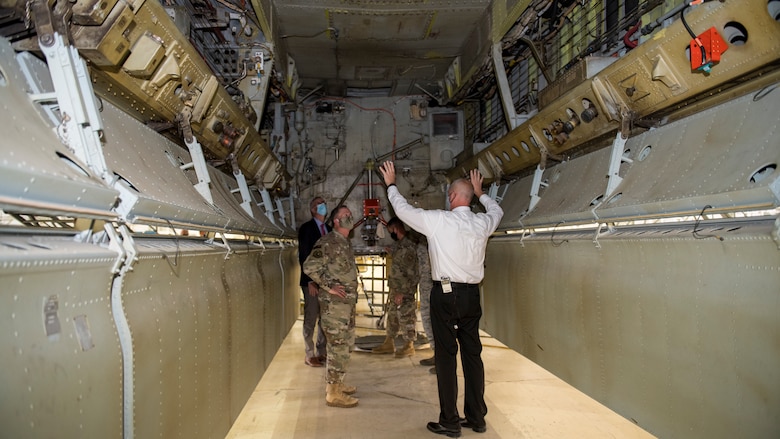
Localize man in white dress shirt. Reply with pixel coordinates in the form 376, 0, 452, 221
379, 161, 504, 438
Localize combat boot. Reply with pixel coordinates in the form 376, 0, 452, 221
394, 340, 415, 358
338, 382, 357, 395
372, 336, 395, 354
325, 383, 359, 408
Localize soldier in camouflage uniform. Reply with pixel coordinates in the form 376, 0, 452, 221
303, 205, 360, 408
372, 217, 419, 357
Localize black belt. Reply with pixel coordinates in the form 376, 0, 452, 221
433, 280, 478, 287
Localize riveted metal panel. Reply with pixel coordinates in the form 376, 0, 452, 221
494, 176, 533, 228
496, 85, 780, 230
124, 239, 233, 439
483, 231, 780, 439
120, 238, 298, 439
0, 38, 119, 219
274, 0, 491, 94
0, 235, 122, 438
596, 87, 780, 219
76, 0, 289, 188
450, 0, 780, 185
100, 101, 235, 228
519, 147, 613, 226
208, 168, 282, 235
225, 247, 270, 421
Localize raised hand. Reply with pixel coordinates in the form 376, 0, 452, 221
469, 169, 484, 197
379, 161, 396, 186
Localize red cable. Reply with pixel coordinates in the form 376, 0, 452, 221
624, 20, 641, 49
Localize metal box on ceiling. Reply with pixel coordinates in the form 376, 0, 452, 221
123, 33, 165, 78
429, 109, 464, 171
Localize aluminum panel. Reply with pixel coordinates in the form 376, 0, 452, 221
0, 235, 122, 438
596, 88, 780, 219
518, 148, 613, 226
209, 169, 284, 235
226, 247, 270, 422
100, 100, 238, 228
101, 98, 294, 236
483, 232, 780, 439
494, 176, 533, 229
121, 239, 297, 438
127, 239, 237, 439
0, 37, 119, 219
496, 86, 780, 230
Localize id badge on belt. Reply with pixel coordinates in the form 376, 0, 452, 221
441, 277, 453, 294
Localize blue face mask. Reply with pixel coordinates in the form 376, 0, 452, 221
316, 203, 327, 216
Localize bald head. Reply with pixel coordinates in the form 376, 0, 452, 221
448, 178, 474, 209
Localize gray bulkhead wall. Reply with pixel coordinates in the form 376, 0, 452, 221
485, 233, 779, 438
123, 241, 298, 438
481, 86, 780, 438
0, 35, 300, 438
289, 96, 446, 226
0, 239, 299, 439
0, 239, 123, 438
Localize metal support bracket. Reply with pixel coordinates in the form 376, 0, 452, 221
257, 187, 277, 224
495, 183, 509, 204
274, 197, 287, 226
104, 223, 126, 274
286, 193, 296, 228
38, 32, 110, 181
593, 223, 607, 249
605, 131, 632, 198
492, 42, 521, 131
528, 165, 548, 213
231, 168, 254, 217
249, 235, 266, 250
176, 105, 214, 205
247, 51, 274, 132
210, 232, 234, 260
182, 135, 214, 205
102, 222, 137, 439
591, 203, 601, 222
487, 182, 504, 202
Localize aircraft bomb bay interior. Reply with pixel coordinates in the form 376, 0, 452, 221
0, 1, 778, 438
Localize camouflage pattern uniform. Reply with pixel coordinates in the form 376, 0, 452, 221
416, 238, 435, 351
385, 235, 419, 342
303, 231, 358, 385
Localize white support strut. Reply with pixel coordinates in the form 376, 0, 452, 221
528, 165, 548, 213
183, 136, 214, 205
492, 42, 520, 131
233, 169, 254, 217
605, 132, 632, 198
39, 33, 109, 181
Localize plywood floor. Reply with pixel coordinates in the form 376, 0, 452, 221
226, 314, 655, 439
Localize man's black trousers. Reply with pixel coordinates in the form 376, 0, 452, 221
431, 281, 487, 430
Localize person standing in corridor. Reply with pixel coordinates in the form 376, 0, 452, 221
298, 196, 330, 367
379, 161, 504, 438
372, 217, 419, 357
303, 205, 360, 408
